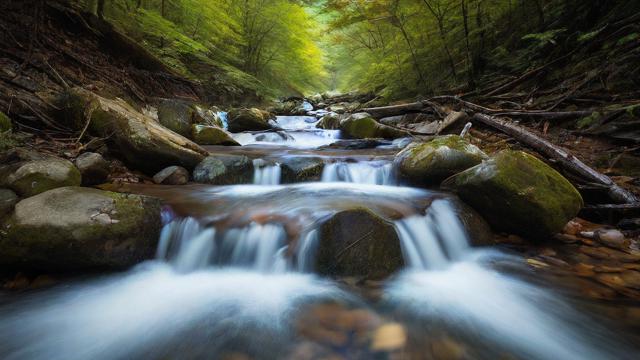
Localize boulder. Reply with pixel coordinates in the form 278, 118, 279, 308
193, 155, 254, 185
153, 166, 189, 185
0, 156, 81, 197
316, 114, 341, 130
395, 135, 488, 185
193, 106, 225, 128
443, 150, 584, 240
156, 99, 196, 138
0, 187, 162, 271
75, 152, 110, 185
191, 124, 239, 146
0, 188, 18, 219
0, 111, 11, 132
63, 88, 208, 174
227, 108, 273, 133
339, 113, 410, 140
316, 208, 403, 279
280, 157, 325, 183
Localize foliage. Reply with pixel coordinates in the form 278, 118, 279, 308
78, 0, 328, 99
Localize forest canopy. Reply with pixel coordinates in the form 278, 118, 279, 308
81, 0, 640, 100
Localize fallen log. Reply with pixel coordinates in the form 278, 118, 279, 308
361, 102, 427, 118
471, 113, 638, 204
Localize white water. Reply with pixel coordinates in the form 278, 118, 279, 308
321, 161, 395, 185
387, 199, 628, 359
231, 115, 340, 148
253, 159, 281, 185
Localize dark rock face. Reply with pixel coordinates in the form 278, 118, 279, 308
64, 88, 208, 174
156, 99, 197, 138
0, 187, 162, 271
316, 208, 404, 279
280, 157, 325, 183
227, 108, 273, 133
75, 152, 110, 185
443, 150, 584, 240
153, 166, 189, 185
395, 135, 488, 186
193, 155, 254, 185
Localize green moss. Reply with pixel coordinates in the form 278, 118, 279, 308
576, 112, 600, 129
0, 111, 11, 132
444, 150, 583, 240
192, 125, 238, 146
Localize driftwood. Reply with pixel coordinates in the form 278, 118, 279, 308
471, 113, 638, 204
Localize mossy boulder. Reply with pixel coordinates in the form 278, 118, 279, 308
395, 136, 488, 185
0, 188, 18, 220
0, 111, 11, 132
191, 124, 239, 146
0, 187, 162, 271
63, 88, 208, 174
227, 108, 273, 133
316, 114, 341, 130
156, 99, 197, 138
316, 208, 403, 279
0, 156, 81, 197
193, 155, 254, 185
280, 157, 325, 183
442, 150, 584, 240
339, 113, 410, 139
153, 166, 189, 185
75, 152, 110, 185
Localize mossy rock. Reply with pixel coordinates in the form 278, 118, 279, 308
443, 150, 583, 240
1, 157, 81, 197
156, 99, 197, 138
0, 111, 11, 132
63, 88, 208, 174
227, 108, 272, 133
0, 188, 18, 220
191, 124, 239, 146
316, 207, 403, 279
193, 155, 254, 185
395, 135, 488, 186
280, 157, 325, 183
316, 114, 341, 130
0, 187, 162, 271
339, 113, 409, 140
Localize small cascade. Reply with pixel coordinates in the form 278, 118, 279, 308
321, 161, 395, 185
157, 217, 319, 274
394, 200, 470, 269
216, 111, 228, 129
253, 159, 281, 185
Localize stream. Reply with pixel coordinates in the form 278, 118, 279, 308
0, 111, 637, 359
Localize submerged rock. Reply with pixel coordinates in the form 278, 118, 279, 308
191, 124, 239, 146
227, 108, 273, 132
0, 156, 81, 197
193, 155, 254, 185
0, 111, 11, 132
316, 208, 403, 279
443, 150, 584, 240
339, 113, 410, 140
63, 88, 208, 174
395, 135, 488, 185
0, 187, 161, 271
153, 166, 189, 185
280, 157, 325, 183
0, 188, 18, 219
75, 152, 110, 185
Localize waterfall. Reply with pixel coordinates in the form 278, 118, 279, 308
253, 159, 281, 185
321, 161, 395, 185
216, 111, 228, 130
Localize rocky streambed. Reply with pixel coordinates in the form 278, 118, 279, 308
0, 92, 639, 359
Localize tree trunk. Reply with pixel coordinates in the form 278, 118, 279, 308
461, 0, 474, 88
96, 0, 105, 19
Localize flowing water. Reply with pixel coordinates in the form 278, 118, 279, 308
0, 108, 637, 359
